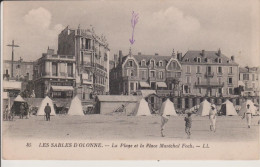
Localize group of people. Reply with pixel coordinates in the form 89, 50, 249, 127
161, 103, 256, 139
3, 103, 34, 121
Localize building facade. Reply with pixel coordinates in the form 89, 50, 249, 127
110, 49, 182, 97
57, 25, 110, 100
239, 67, 260, 96
3, 58, 34, 81
33, 48, 76, 98
180, 49, 239, 97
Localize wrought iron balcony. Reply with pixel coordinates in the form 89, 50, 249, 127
205, 72, 214, 78
195, 81, 224, 87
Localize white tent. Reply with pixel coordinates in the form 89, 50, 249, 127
14, 95, 25, 102
197, 99, 211, 116
160, 99, 177, 116
238, 100, 257, 116
133, 98, 151, 116
68, 96, 84, 116
37, 96, 56, 116
219, 100, 237, 116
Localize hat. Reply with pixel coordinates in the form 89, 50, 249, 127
211, 104, 215, 109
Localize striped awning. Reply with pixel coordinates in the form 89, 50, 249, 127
139, 81, 150, 88
51, 86, 74, 91
156, 82, 167, 88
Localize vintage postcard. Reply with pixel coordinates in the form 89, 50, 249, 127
1, 0, 260, 161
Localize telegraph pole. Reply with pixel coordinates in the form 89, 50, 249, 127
7, 40, 19, 78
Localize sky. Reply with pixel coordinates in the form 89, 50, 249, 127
2, 0, 260, 67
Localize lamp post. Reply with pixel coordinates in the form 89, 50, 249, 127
7, 40, 20, 78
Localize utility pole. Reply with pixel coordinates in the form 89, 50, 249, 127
7, 40, 19, 78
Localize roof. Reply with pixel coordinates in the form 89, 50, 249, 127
181, 50, 238, 65
3, 81, 22, 90
133, 55, 172, 63
239, 67, 259, 73
97, 95, 142, 102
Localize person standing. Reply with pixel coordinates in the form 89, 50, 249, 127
242, 104, 253, 128
20, 103, 25, 119
184, 112, 192, 139
161, 115, 169, 137
4, 105, 9, 121
44, 103, 51, 121
209, 104, 217, 132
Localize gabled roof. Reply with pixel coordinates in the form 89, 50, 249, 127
133, 55, 172, 63
181, 50, 238, 65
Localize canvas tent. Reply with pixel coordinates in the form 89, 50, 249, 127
133, 98, 151, 116
68, 96, 84, 116
37, 96, 56, 116
238, 100, 257, 116
11, 95, 28, 115
197, 99, 211, 116
219, 100, 237, 116
159, 99, 177, 116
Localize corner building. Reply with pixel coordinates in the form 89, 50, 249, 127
58, 26, 110, 100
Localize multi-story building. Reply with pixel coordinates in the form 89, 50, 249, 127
239, 66, 260, 96
180, 49, 239, 97
110, 49, 182, 97
3, 58, 34, 81
33, 48, 76, 98
57, 25, 110, 100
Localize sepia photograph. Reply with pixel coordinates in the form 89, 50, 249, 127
1, 0, 260, 162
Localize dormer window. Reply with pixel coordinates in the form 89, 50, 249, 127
150, 60, 155, 67
197, 57, 201, 63
218, 58, 222, 63
141, 60, 146, 66
159, 61, 163, 67
185, 58, 190, 62
128, 60, 133, 67
205, 58, 208, 62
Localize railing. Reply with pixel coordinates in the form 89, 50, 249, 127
205, 72, 214, 77
46, 55, 75, 60
195, 82, 224, 87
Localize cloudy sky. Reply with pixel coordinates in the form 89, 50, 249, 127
2, 0, 260, 67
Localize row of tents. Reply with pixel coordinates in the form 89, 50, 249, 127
133, 98, 258, 116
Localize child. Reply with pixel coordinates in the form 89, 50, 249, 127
184, 112, 192, 139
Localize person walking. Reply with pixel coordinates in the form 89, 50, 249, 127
4, 105, 9, 121
20, 103, 25, 119
242, 104, 253, 128
44, 103, 51, 121
209, 104, 217, 132
184, 112, 192, 139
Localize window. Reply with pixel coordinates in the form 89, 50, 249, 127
5, 69, 8, 75
141, 70, 146, 79
130, 70, 134, 77
228, 88, 233, 94
81, 38, 84, 49
85, 39, 91, 49
52, 62, 58, 76
130, 83, 134, 91
150, 71, 155, 78
218, 88, 222, 94
218, 67, 222, 74
218, 58, 222, 63
150, 60, 155, 67
197, 57, 201, 63
141, 60, 146, 66
197, 77, 201, 84
199, 88, 202, 94
229, 67, 233, 74
159, 71, 163, 79
128, 60, 133, 67
218, 77, 222, 84
228, 77, 233, 84
159, 61, 163, 67
243, 74, 249, 80
186, 76, 191, 84
196, 66, 201, 73
186, 66, 191, 73
252, 74, 255, 81
184, 85, 190, 93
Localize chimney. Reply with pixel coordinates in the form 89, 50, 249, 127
177, 52, 182, 61
119, 50, 123, 64
138, 52, 141, 55
231, 55, 235, 61
47, 47, 54, 55
114, 54, 118, 67
218, 48, 221, 56
201, 50, 205, 57
155, 53, 159, 56
172, 49, 176, 59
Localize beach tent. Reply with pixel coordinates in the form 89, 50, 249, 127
133, 98, 151, 116
219, 100, 237, 116
37, 96, 56, 116
14, 95, 25, 102
11, 95, 28, 115
238, 100, 257, 116
197, 99, 211, 116
159, 99, 177, 116
68, 96, 84, 116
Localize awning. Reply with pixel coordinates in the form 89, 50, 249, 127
156, 82, 167, 88
3, 81, 21, 90
51, 86, 74, 91
139, 81, 150, 88
238, 81, 245, 87
140, 90, 156, 98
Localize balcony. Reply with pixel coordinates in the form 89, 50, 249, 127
45, 55, 75, 61
94, 63, 107, 72
205, 72, 214, 78
195, 82, 224, 88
